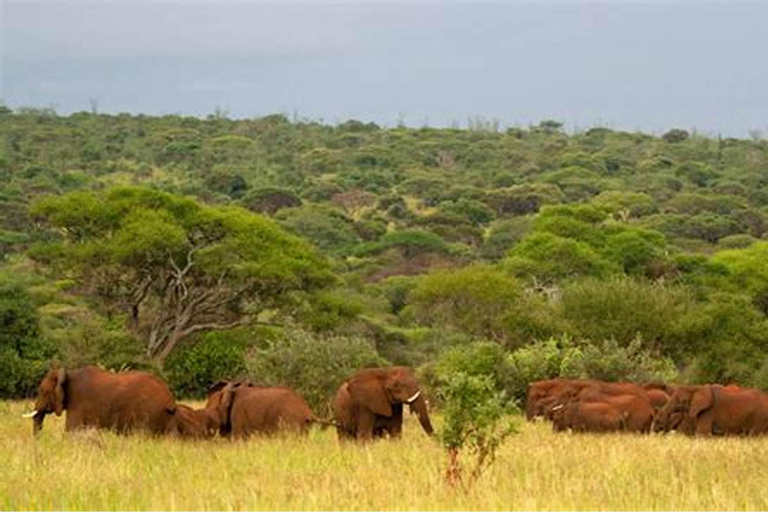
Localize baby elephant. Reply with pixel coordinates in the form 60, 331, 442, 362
168, 404, 220, 438
205, 381, 333, 438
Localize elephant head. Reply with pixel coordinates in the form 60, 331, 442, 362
654, 385, 709, 433
204, 380, 241, 436
526, 380, 562, 420
24, 366, 67, 433
169, 404, 219, 438
347, 366, 433, 436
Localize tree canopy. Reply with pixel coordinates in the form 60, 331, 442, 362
29, 187, 333, 361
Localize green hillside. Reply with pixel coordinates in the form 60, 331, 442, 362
2, 107, 768, 402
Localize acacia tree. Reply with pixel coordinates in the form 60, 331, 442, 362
29, 187, 333, 363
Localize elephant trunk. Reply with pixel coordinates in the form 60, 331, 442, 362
32, 411, 46, 435
652, 411, 669, 433
409, 394, 434, 436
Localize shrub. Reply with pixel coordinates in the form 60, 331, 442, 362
409, 266, 524, 345
591, 191, 658, 219
505, 335, 678, 403
203, 167, 248, 198
560, 278, 692, 354
374, 276, 419, 315
241, 187, 301, 215
433, 341, 510, 389
558, 337, 678, 383
439, 198, 496, 225
662, 128, 689, 143
164, 329, 256, 398
717, 234, 758, 249
277, 205, 360, 252
504, 232, 612, 280
480, 217, 533, 260
439, 372, 518, 487
352, 229, 451, 258
0, 284, 57, 398
505, 337, 566, 402
245, 329, 385, 414
290, 290, 364, 332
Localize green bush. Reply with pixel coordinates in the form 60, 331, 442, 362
164, 329, 257, 398
505, 335, 678, 403
480, 217, 533, 260
352, 229, 452, 258
409, 266, 524, 346
245, 329, 385, 414
505, 337, 565, 402
504, 232, 612, 280
374, 276, 419, 315
560, 278, 692, 354
558, 337, 678, 383
433, 341, 509, 387
0, 284, 57, 398
277, 205, 360, 252
439, 372, 518, 486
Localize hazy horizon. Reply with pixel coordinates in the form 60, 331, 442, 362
3, 0, 767, 136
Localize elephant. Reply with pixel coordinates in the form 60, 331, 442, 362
552, 400, 626, 433
645, 388, 670, 411
25, 365, 177, 435
526, 379, 579, 420
551, 391, 654, 433
534, 379, 651, 421
333, 366, 433, 441
168, 404, 220, 438
641, 383, 671, 410
654, 384, 768, 436
335, 383, 407, 439
205, 381, 332, 438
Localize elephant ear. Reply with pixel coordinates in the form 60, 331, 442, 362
689, 386, 714, 418
53, 367, 66, 417
348, 374, 393, 417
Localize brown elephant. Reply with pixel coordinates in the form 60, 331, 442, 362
553, 400, 626, 433
526, 379, 579, 420
642, 383, 671, 411
537, 379, 651, 420
333, 367, 433, 441
645, 389, 670, 411
25, 365, 177, 435
552, 391, 654, 433
654, 384, 768, 436
168, 404, 220, 438
334, 383, 409, 439
205, 381, 331, 438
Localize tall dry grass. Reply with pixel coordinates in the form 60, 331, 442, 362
1, 400, 766, 510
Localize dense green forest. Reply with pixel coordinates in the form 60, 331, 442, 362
3, 106, 768, 407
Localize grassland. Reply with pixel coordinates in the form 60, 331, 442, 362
2, 400, 767, 511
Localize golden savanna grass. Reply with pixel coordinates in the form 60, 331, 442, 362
2, 400, 767, 511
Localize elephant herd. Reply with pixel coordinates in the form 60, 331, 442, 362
26, 366, 768, 441
23, 365, 434, 441
527, 378, 768, 436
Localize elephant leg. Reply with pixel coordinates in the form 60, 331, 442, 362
336, 426, 355, 441
696, 412, 714, 435
356, 410, 376, 441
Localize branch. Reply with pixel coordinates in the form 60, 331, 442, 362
179, 318, 250, 339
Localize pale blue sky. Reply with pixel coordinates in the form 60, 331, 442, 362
2, 1, 766, 136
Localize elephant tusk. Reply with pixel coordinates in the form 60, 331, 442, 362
22, 410, 38, 418
406, 391, 421, 404
551, 404, 564, 411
